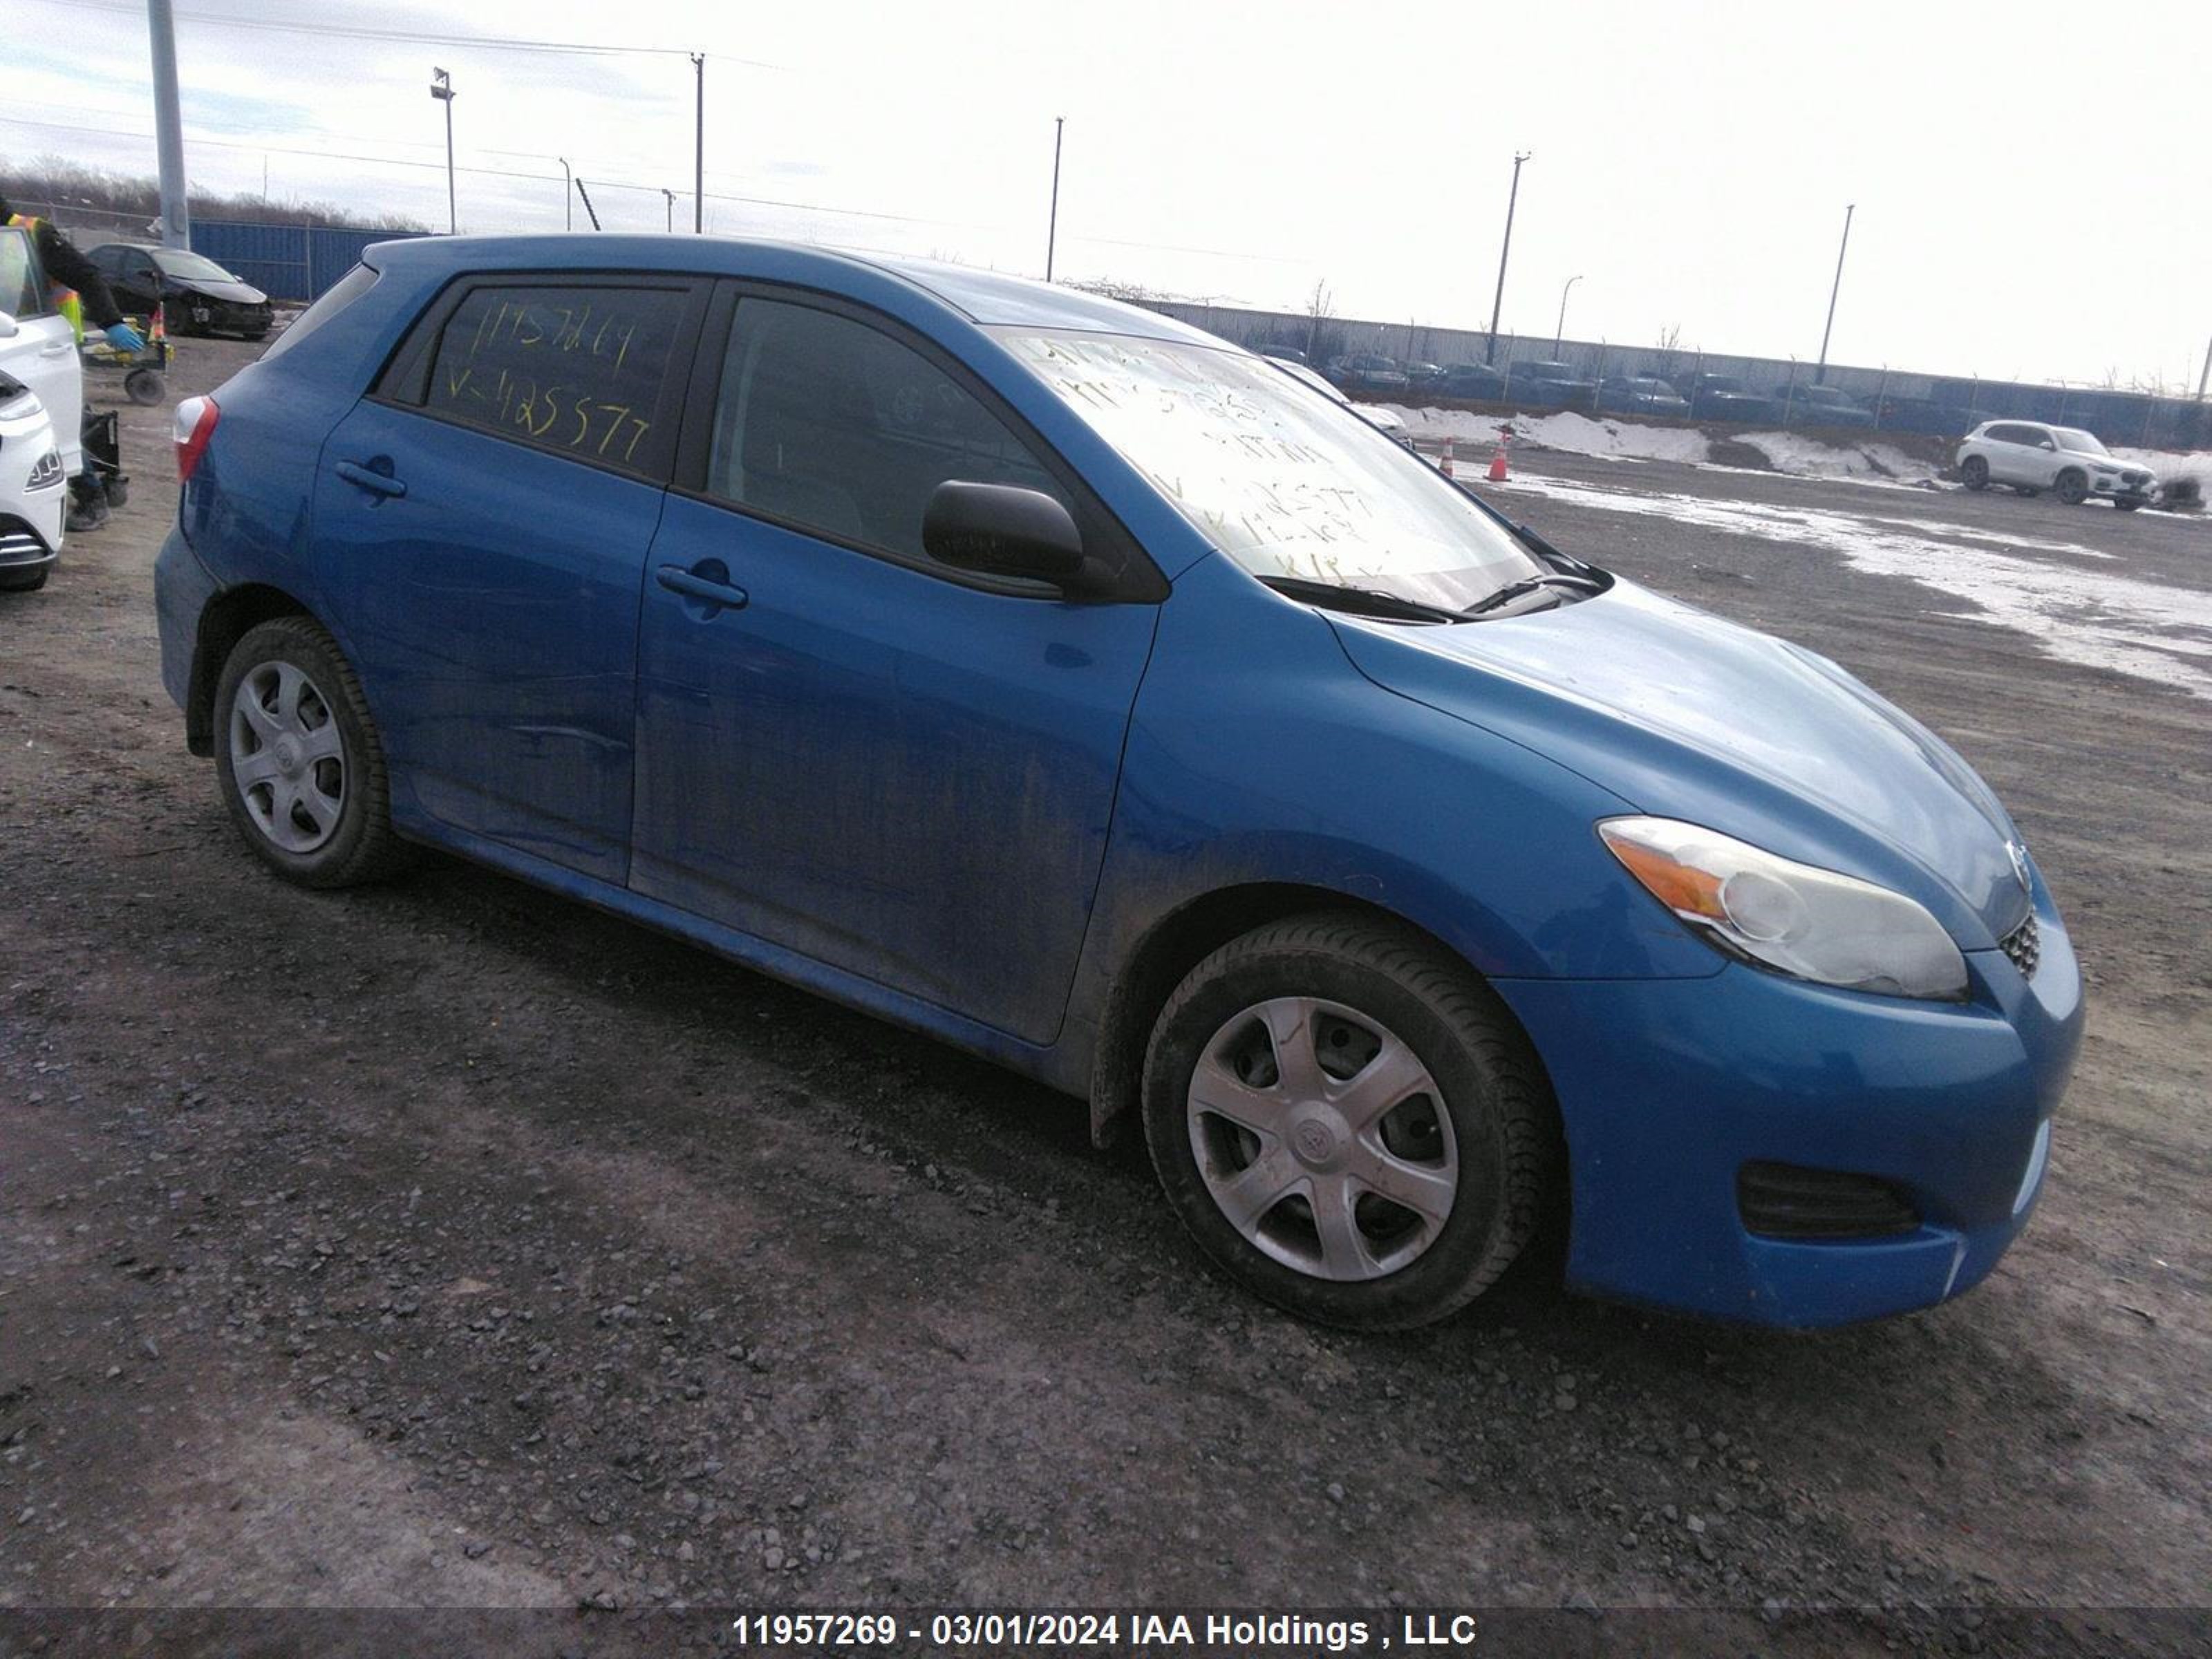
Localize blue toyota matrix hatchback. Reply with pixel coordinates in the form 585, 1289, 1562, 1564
156, 236, 2081, 1330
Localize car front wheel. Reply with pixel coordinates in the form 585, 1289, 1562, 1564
214, 617, 411, 888
1961, 456, 1989, 490
1141, 913, 1552, 1330
2055, 469, 2089, 505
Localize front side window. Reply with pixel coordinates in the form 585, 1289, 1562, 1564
1001, 329, 1544, 610
705, 297, 1068, 559
420, 283, 689, 476
2052, 427, 2107, 455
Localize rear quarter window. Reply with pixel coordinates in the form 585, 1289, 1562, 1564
259, 263, 379, 363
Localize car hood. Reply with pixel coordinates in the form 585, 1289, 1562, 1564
172, 276, 268, 304
1329, 579, 2031, 948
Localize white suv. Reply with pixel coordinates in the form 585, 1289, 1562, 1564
0, 365, 66, 591
1956, 420, 2155, 510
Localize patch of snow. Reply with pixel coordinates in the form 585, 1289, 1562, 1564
1382, 406, 1713, 465
1505, 474, 2212, 700
1732, 431, 1939, 483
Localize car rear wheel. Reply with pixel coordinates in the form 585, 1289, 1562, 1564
1141, 912, 1551, 1330
2055, 469, 2089, 505
1961, 456, 1989, 490
214, 617, 412, 889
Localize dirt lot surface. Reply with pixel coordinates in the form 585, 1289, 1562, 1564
3, 338, 2207, 1657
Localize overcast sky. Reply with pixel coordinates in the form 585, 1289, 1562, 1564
8, 0, 2209, 390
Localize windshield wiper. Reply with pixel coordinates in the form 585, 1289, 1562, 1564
1461, 571, 1606, 616
1259, 574, 1465, 624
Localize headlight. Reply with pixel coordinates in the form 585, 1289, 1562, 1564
1600, 816, 1969, 1000
26, 449, 65, 490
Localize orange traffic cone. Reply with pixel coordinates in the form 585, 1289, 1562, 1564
1487, 435, 1510, 483
1440, 437, 1455, 479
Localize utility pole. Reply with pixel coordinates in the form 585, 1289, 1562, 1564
2198, 335, 2211, 401
572, 176, 601, 232
1484, 151, 1530, 365
1555, 274, 1581, 356
1046, 116, 1065, 281
662, 189, 675, 232
560, 158, 572, 230
429, 67, 456, 234
1815, 203, 1854, 384
147, 0, 190, 248
691, 53, 705, 233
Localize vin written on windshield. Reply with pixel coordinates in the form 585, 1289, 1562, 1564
999, 330, 1544, 612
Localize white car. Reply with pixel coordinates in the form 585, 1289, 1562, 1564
1956, 420, 2155, 509
0, 223, 86, 482
0, 365, 66, 591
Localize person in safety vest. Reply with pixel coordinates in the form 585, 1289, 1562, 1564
0, 192, 147, 531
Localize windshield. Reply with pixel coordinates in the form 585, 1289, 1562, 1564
999, 330, 1545, 608
153, 250, 244, 282
2052, 427, 2108, 455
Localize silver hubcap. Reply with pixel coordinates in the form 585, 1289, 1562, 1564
1186, 997, 1457, 1282
229, 661, 346, 854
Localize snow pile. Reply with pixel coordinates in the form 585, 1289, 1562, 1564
1385, 405, 1713, 465
1731, 431, 1938, 482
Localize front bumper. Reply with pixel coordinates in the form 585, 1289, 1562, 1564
1492, 878, 2083, 1328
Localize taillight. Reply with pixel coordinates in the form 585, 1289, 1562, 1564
174, 395, 219, 482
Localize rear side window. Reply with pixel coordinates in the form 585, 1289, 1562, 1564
259, 263, 378, 363
409, 281, 691, 479
703, 296, 1069, 559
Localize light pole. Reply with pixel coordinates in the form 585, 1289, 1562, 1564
147, 0, 190, 249
2197, 335, 2210, 401
1045, 116, 1065, 281
691, 53, 704, 233
559, 157, 572, 230
1484, 151, 1530, 365
429, 67, 456, 234
661, 188, 675, 232
1554, 274, 1582, 356
1815, 202, 1854, 384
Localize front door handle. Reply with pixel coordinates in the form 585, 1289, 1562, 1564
335, 460, 407, 500
40, 339, 75, 357
656, 561, 749, 613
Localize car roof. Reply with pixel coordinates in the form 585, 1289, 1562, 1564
362, 232, 1219, 345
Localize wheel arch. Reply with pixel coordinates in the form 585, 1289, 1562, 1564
1087, 881, 1564, 1164
186, 583, 319, 756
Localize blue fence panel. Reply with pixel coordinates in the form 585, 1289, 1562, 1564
192, 221, 310, 302
194, 220, 427, 304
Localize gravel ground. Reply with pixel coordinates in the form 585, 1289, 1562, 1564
2, 338, 2207, 1658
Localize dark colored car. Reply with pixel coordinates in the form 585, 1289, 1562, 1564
1505, 359, 1597, 410
1253, 343, 1308, 366
1403, 361, 1445, 390
1682, 373, 1778, 423
1326, 353, 1411, 393
1597, 375, 1690, 418
1436, 362, 1506, 402
1775, 382, 1875, 429
153, 234, 2080, 1332
86, 243, 275, 339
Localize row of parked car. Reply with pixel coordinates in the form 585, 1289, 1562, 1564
1257, 345, 1881, 427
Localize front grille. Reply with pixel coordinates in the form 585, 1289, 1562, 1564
1737, 1161, 1920, 1240
2000, 912, 2041, 980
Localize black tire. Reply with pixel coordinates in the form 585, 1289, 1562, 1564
1961, 455, 1989, 490
103, 475, 130, 509
212, 616, 413, 889
2054, 469, 2089, 505
0, 567, 50, 593
2114, 497, 2143, 513
124, 368, 165, 406
1141, 912, 1553, 1331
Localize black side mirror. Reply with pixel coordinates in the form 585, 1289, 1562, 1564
923, 480, 1092, 590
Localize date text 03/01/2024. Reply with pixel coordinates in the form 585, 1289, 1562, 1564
727, 1611, 1488, 1650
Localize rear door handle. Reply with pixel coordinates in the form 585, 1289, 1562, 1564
335, 460, 406, 500
656, 562, 749, 612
